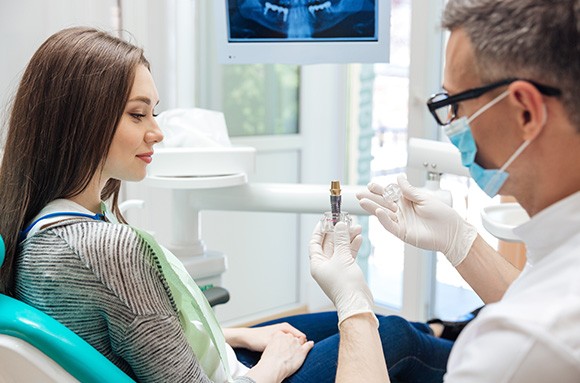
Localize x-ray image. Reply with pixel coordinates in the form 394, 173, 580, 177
228, 0, 377, 41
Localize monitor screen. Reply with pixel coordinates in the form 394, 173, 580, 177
215, 0, 390, 64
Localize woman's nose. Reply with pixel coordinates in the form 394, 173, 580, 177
147, 119, 164, 144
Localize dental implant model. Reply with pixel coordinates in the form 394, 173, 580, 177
330, 180, 342, 225
321, 180, 351, 233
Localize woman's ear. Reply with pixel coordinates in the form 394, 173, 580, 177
508, 81, 548, 141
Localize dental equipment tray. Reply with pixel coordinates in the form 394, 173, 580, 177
147, 147, 256, 177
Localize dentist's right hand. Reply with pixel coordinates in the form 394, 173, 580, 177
356, 175, 477, 267
309, 221, 378, 327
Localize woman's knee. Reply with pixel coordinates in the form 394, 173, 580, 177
378, 315, 416, 336
377, 316, 419, 355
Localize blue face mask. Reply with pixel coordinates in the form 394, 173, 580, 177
444, 90, 532, 197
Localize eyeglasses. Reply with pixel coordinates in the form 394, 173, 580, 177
426, 78, 562, 126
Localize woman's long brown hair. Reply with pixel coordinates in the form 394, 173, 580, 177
0, 27, 150, 295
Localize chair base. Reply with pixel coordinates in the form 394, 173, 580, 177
0, 335, 78, 383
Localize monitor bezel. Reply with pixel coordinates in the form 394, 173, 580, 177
214, 0, 390, 65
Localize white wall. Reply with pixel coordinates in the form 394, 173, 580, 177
0, 0, 117, 135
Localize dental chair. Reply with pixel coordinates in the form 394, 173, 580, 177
0, 234, 229, 382
0, 234, 136, 382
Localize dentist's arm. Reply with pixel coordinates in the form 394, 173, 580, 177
455, 234, 521, 303
338, 313, 390, 383
309, 222, 389, 382
357, 175, 520, 303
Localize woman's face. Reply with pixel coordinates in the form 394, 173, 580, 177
103, 64, 163, 182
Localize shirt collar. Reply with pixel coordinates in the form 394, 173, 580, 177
24, 199, 108, 240
513, 191, 580, 263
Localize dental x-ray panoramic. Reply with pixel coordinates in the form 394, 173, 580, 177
228, 0, 377, 41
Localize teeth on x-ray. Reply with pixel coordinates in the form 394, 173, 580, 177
308, 1, 332, 16
264, 2, 289, 22
263, 1, 332, 22
238, 0, 370, 39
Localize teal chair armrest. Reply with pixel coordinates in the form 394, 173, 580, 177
0, 235, 4, 267
0, 294, 135, 383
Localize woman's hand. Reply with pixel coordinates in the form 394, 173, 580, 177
224, 323, 307, 352
246, 331, 314, 383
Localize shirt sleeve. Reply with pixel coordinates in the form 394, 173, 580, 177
444, 321, 580, 383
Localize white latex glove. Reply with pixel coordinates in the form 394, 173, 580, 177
309, 221, 377, 327
356, 175, 477, 267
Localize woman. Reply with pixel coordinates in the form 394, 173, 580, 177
0, 26, 313, 383
0, 27, 453, 383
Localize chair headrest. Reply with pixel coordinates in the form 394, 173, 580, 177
0, 235, 5, 268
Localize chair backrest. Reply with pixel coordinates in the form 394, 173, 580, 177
0, 235, 135, 383
0, 234, 4, 270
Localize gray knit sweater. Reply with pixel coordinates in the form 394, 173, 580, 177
15, 219, 253, 383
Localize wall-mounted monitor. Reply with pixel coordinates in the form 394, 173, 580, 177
214, 0, 390, 65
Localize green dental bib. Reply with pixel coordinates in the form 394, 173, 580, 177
131, 228, 232, 382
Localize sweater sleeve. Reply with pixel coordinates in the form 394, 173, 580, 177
95, 225, 258, 383
120, 314, 211, 383
18, 221, 257, 383
84, 223, 215, 382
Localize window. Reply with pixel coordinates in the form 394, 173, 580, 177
364, 0, 411, 311
194, 2, 300, 138
222, 65, 300, 136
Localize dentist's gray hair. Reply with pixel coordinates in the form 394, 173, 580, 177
442, 0, 580, 130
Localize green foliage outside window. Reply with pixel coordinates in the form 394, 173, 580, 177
223, 65, 300, 137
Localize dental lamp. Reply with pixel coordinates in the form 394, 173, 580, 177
141, 147, 370, 285
139, 138, 528, 285
407, 137, 469, 178
407, 137, 469, 207
407, 137, 528, 242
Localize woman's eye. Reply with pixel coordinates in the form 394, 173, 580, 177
131, 113, 146, 119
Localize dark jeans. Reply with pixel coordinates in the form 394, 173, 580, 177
234, 312, 453, 383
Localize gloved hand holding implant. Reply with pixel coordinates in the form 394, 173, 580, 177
309, 221, 377, 326
356, 174, 477, 267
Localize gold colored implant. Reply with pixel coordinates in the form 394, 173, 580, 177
330, 180, 341, 196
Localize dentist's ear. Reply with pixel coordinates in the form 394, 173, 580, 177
509, 80, 549, 141
541, 104, 548, 127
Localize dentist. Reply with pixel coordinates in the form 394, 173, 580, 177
310, 0, 580, 382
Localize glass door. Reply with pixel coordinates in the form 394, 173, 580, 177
365, 0, 412, 311
352, 0, 496, 321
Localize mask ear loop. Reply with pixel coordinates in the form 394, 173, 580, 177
468, 90, 511, 124
485, 138, 533, 195
495, 102, 547, 175
484, 99, 546, 195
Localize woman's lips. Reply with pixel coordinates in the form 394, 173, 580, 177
136, 152, 153, 164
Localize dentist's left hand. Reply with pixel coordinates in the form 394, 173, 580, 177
309, 222, 377, 327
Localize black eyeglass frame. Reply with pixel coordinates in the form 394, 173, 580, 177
426, 78, 562, 126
